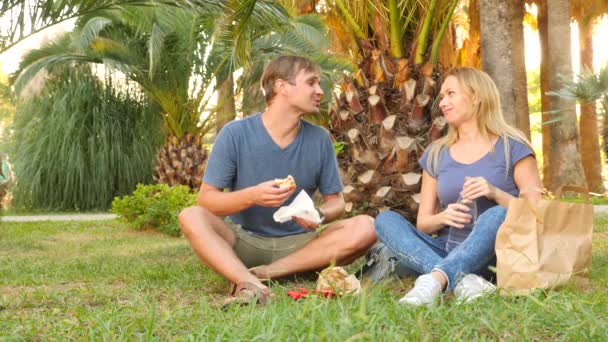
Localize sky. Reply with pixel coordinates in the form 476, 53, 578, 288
0, 19, 75, 75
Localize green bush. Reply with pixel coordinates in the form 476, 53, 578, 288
112, 184, 197, 236
9, 65, 163, 211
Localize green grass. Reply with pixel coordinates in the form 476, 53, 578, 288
1, 208, 112, 216
561, 196, 608, 205
1, 219, 607, 340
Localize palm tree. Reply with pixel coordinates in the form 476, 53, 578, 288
531, 0, 608, 191
549, 65, 608, 159
544, 0, 586, 190
12, 6, 221, 189
10, 1, 350, 190
535, 0, 553, 188
212, 1, 352, 123
531, 0, 606, 191
313, 0, 460, 219
478, 0, 530, 138
458, 0, 481, 68
0, 1, 221, 53
571, 0, 608, 193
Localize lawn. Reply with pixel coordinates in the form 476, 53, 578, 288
1, 218, 607, 340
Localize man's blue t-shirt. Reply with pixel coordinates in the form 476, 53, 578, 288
203, 113, 343, 237
419, 137, 534, 246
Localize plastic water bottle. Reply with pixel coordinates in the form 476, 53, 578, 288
447, 196, 477, 252
459, 197, 477, 231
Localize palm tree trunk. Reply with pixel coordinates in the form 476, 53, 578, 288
479, 0, 530, 138
546, 0, 586, 190
458, 0, 481, 68
512, 0, 531, 140
216, 74, 236, 133
578, 19, 605, 193
538, 0, 552, 189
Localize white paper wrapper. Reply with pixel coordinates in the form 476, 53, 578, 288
273, 190, 321, 224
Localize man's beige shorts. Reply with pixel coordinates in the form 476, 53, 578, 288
229, 222, 317, 268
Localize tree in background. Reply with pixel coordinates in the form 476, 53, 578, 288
313, 0, 460, 219
479, 0, 530, 138
532, 0, 606, 191
210, 0, 352, 127
544, 0, 585, 190
550, 65, 608, 157
458, 0, 481, 68
0, 0, 216, 53
571, 0, 608, 193
10, 2, 350, 192
9, 65, 162, 210
10, 5, 221, 190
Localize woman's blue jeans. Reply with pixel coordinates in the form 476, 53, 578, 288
374, 205, 507, 291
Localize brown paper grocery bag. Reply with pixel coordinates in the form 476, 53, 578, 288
495, 186, 593, 295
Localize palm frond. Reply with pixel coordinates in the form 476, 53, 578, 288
398, 0, 425, 35
90, 37, 141, 65
548, 64, 608, 115
11, 33, 74, 81
235, 13, 353, 114
340, 0, 371, 37
219, 0, 292, 69
148, 22, 166, 77
76, 16, 113, 51
13, 54, 99, 94
1, 0, 211, 53
288, 14, 331, 52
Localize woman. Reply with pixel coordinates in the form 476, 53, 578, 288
374, 67, 542, 306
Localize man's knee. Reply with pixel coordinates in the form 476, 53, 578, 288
178, 206, 208, 235
343, 215, 377, 248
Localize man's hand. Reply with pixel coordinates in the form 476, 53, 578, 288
292, 216, 319, 230
247, 180, 295, 207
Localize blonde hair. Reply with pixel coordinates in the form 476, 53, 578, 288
427, 67, 533, 176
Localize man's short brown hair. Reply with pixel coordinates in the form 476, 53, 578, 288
261, 55, 320, 104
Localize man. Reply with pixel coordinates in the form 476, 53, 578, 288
179, 55, 377, 306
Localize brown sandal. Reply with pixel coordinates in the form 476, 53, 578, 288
223, 282, 274, 308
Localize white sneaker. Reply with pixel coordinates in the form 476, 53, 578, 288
454, 274, 496, 303
398, 274, 442, 306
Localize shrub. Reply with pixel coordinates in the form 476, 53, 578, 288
9, 65, 163, 211
112, 184, 197, 236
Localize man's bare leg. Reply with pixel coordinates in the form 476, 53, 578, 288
178, 206, 264, 288
251, 215, 377, 279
